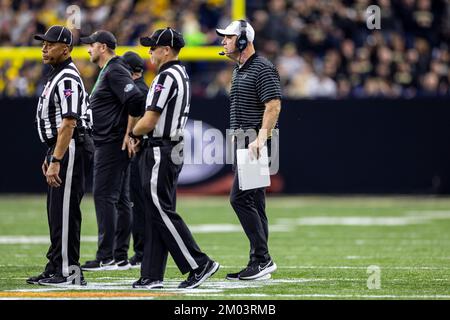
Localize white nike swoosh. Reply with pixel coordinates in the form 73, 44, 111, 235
258, 261, 272, 272
194, 266, 207, 281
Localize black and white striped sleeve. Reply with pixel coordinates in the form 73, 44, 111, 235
56, 77, 82, 120
256, 66, 282, 104
146, 73, 176, 113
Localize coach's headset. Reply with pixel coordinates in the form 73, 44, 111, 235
219, 20, 248, 55
236, 19, 248, 52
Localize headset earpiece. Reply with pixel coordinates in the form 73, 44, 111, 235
237, 20, 248, 52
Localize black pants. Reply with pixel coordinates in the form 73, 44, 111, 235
93, 141, 131, 262
230, 174, 270, 262
139, 144, 210, 280
130, 152, 145, 260
43, 138, 92, 276
230, 141, 272, 263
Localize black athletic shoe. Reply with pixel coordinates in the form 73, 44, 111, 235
38, 274, 87, 286
226, 260, 253, 280
226, 270, 272, 280
225, 270, 243, 280
81, 259, 116, 271
129, 255, 142, 269
132, 277, 163, 289
115, 259, 131, 270
238, 259, 277, 280
178, 260, 220, 289
226, 260, 274, 281
26, 272, 54, 285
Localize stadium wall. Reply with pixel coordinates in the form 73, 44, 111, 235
2, 97, 450, 194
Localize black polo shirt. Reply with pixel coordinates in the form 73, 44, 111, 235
89, 56, 144, 144
229, 53, 282, 130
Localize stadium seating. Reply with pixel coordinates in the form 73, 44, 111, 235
0, 0, 449, 99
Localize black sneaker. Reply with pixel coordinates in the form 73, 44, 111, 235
132, 277, 163, 289
81, 259, 116, 271
225, 271, 241, 280
226, 260, 253, 280
178, 260, 220, 289
115, 259, 131, 270
39, 274, 87, 286
238, 260, 277, 280
226, 264, 273, 280
26, 271, 54, 285
129, 255, 142, 269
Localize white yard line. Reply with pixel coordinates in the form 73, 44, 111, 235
220, 265, 450, 270
0, 223, 293, 245
3, 265, 450, 270
4, 277, 450, 300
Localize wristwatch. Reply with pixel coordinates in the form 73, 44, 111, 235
50, 155, 62, 163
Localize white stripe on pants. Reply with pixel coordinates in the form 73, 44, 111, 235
61, 139, 75, 277
149, 147, 199, 270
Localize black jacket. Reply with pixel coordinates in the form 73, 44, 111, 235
90, 56, 144, 144
134, 76, 149, 117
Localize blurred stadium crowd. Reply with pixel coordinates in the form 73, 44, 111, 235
0, 0, 449, 99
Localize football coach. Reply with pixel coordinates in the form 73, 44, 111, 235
80, 31, 145, 271
216, 20, 282, 281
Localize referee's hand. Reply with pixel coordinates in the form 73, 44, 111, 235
41, 158, 48, 177
128, 137, 141, 156
46, 163, 62, 188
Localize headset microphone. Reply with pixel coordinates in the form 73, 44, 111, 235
219, 49, 238, 56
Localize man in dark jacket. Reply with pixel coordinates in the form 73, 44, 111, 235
80, 31, 145, 271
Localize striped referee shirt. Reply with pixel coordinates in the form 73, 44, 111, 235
36, 57, 90, 145
145, 60, 190, 140
229, 54, 282, 130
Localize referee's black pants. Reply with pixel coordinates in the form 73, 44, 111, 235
93, 141, 132, 262
139, 144, 210, 279
130, 152, 145, 260
43, 138, 92, 277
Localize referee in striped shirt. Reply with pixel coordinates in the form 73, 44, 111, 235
129, 28, 219, 289
216, 20, 282, 281
27, 25, 93, 286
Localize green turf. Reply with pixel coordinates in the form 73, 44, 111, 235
0, 195, 450, 299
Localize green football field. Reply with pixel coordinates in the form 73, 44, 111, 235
0, 194, 449, 300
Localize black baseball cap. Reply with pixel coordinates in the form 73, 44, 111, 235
34, 25, 73, 45
122, 51, 144, 72
80, 30, 117, 49
140, 27, 185, 48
